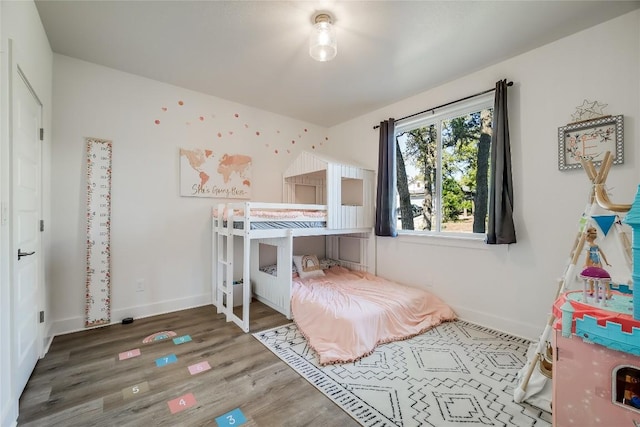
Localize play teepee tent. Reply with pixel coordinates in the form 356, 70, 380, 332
513, 152, 633, 411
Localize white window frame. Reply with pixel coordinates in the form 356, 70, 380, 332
394, 93, 494, 241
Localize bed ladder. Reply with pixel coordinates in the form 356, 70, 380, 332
213, 205, 250, 332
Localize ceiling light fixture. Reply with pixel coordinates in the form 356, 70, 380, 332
309, 12, 337, 62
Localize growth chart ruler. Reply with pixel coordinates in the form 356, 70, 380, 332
85, 137, 112, 327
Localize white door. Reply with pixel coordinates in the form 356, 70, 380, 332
12, 66, 42, 395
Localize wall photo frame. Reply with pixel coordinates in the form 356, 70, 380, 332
558, 115, 623, 171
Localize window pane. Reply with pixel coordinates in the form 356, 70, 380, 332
396, 124, 437, 231
441, 108, 493, 233
395, 106, 493, 235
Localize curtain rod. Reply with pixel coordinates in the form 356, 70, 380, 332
372, 81, 513, 130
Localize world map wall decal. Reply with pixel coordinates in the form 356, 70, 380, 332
179, 148, 252, 198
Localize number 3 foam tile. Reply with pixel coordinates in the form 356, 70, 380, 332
118, 348, 141, 360
167, 393, 197, 414
215, 408, 247, 426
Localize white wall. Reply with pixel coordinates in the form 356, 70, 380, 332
0, 1, 52, 425
46, 7, 640, 342
51, 55, 331, 334
327, 10, 640, 340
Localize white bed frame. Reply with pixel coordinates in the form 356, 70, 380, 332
212, 152, 376, 332
212, 201, 373, 332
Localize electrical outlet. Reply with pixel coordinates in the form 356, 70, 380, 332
136, 279, 145, 292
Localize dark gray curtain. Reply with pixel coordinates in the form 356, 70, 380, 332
375, 118, 397, 237
487, 79, 516, 244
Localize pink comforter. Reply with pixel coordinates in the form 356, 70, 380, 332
291, 266, 457, 365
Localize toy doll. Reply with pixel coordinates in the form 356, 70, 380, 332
584, 226, 611, 296
585, 226, 610, 268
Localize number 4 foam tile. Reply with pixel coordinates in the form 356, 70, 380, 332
167, 393, 197, 414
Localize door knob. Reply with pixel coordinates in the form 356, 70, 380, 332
18, 249, 35, 260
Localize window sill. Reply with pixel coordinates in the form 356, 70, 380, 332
392, 230, 494, 250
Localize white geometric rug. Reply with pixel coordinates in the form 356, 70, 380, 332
254, 320, 552, 426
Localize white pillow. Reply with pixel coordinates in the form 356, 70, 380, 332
293, 255, 325, 279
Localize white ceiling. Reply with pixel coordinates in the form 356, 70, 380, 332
35, 1, 640, 127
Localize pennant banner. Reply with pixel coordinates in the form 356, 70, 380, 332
592, 215, 617, 236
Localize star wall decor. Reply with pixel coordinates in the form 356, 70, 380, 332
570, 99, 608, 123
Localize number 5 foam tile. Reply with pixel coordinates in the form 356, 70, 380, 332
122, 381, 149, 400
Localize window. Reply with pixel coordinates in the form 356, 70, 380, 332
341, 178, 363, 206
395, 95, 493, 235
614, 365, 640, 411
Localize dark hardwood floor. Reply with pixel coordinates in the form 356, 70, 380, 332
18, 302, 359, 426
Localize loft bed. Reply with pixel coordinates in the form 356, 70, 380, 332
212, 151, 376, 332
212, 203, 374, 332
212, 151, 457, 362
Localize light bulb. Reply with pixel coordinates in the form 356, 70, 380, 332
309, 13, 337, 62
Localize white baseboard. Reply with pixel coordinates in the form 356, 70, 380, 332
40, 322, 54, 357
50, 293, 212, 336
49, 296, 543, 342
452, 305, 542, 341
42, 334, 54, 357
1, 399, 17, 427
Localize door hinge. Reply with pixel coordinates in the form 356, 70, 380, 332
40, 128, 44, 141
39, 311, 44, 323
40, 219, 44, 232
0, 202, 7, 226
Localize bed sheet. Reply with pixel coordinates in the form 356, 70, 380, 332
212, 207, 327, 229
212, 207, 326, 221
291, 266, 456, 365
216, 220, 326, 230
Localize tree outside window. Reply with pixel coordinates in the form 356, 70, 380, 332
395, 99, 493, 235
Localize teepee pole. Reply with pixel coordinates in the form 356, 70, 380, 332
515, 155, 603, 402
514, 215, 592, 402
620, 229, 632, 265
515, 151, 634, 404
516, 151, 636, 405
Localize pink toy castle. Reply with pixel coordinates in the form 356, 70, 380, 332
551, 184, 640, 426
